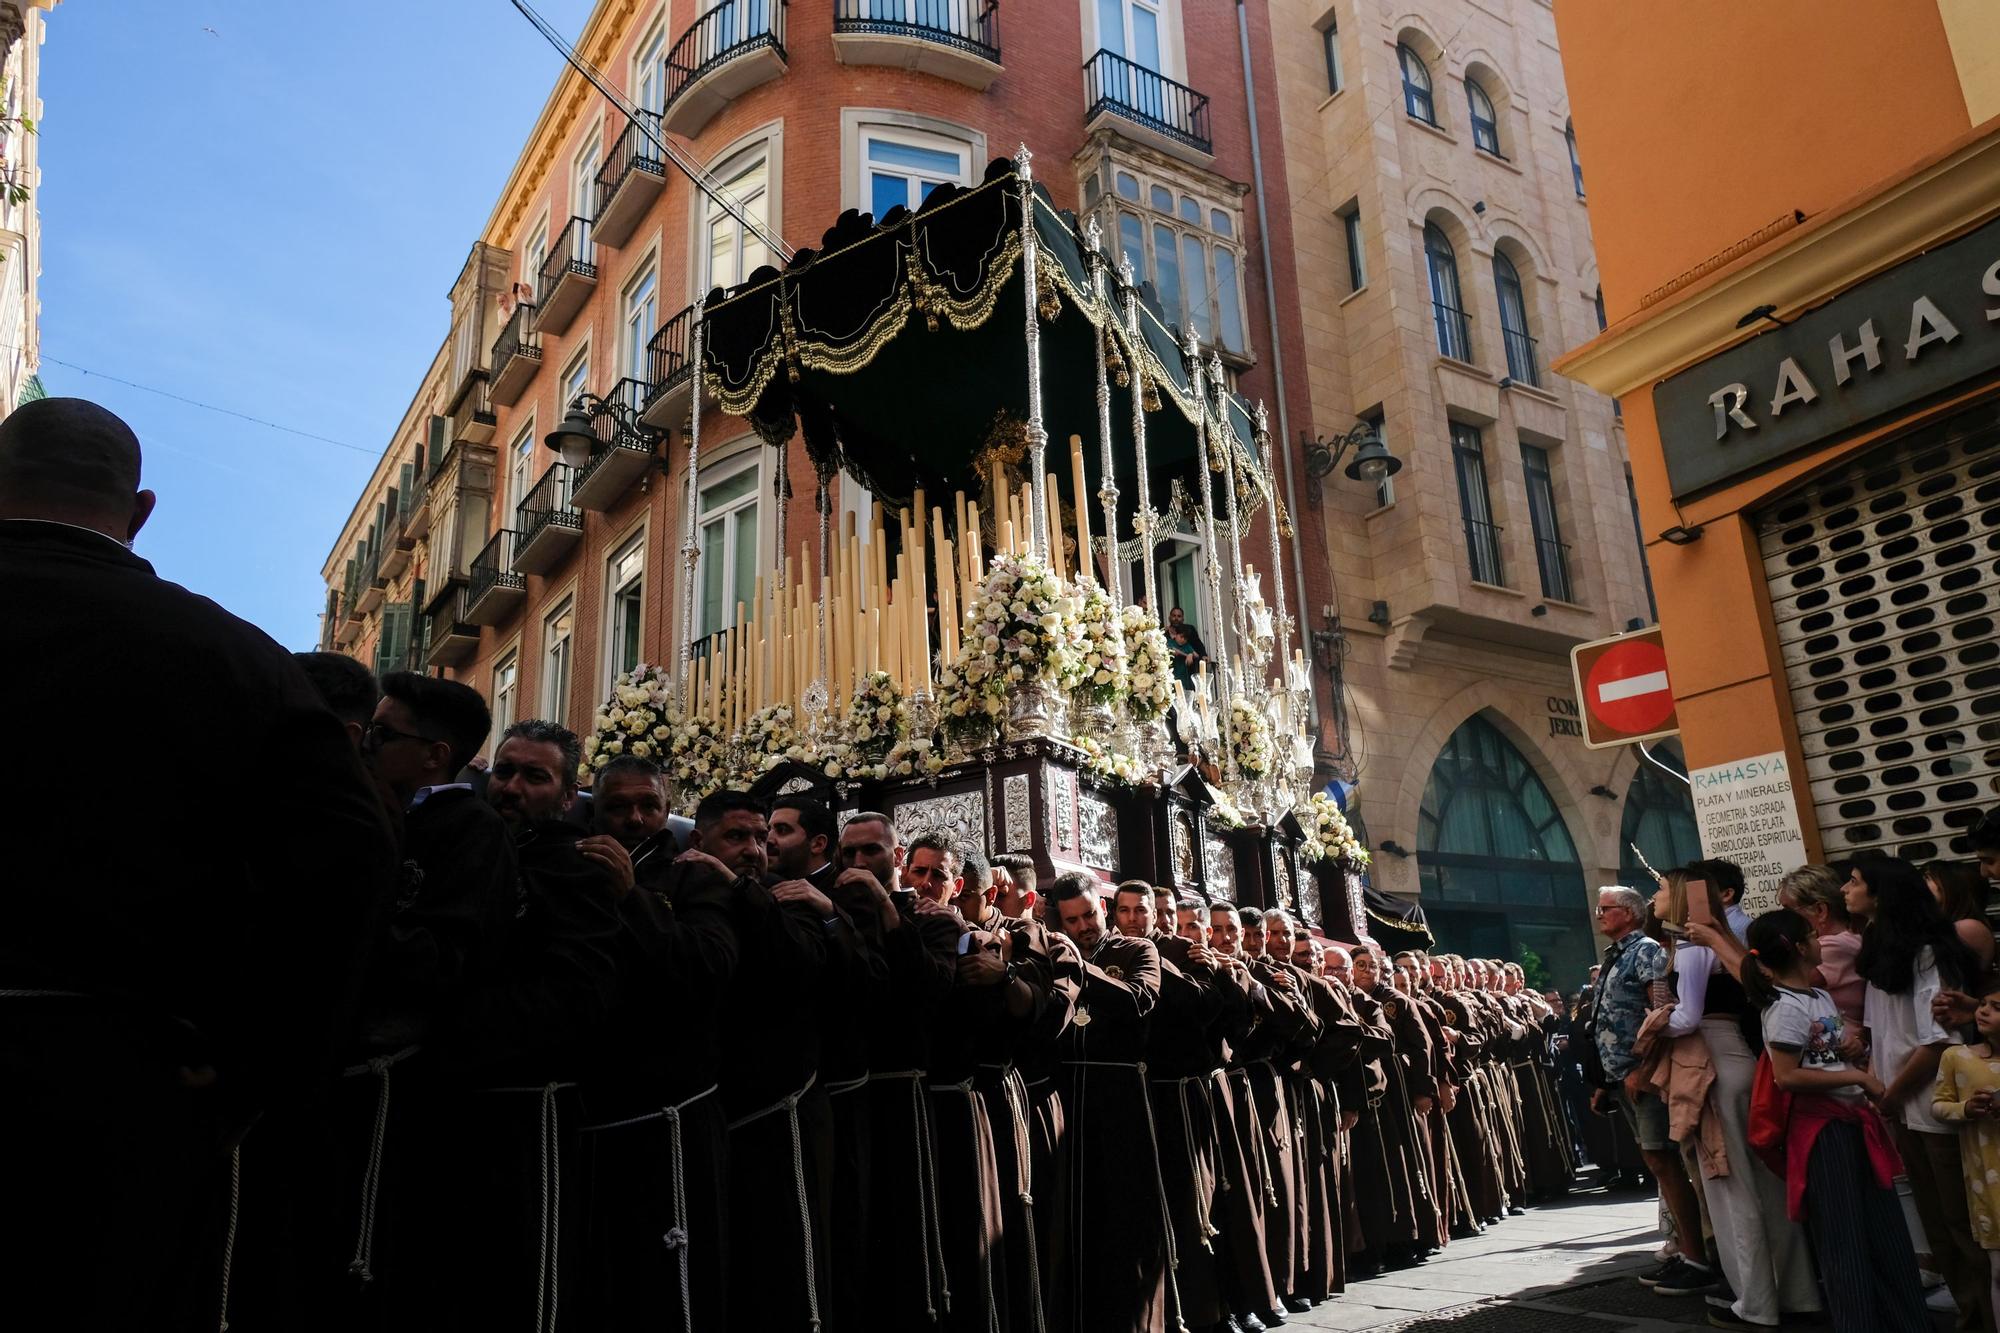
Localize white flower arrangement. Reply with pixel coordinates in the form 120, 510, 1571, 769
1296, 791, 1370, 870
1070, 579, 1128, 708
742, 702, 810, 774
1120, 603, 1174, 723
583, 663, 678, 786
1227, 696, 1275, 780
1074, 734, 1144, 786
1209, 790, 1247, 830
812, 670, 915, 782
937, 553, 1084, 738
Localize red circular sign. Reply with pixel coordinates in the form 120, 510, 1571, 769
1584, 640, 1675, 736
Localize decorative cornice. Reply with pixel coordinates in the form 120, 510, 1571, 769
479, 0, 642, 252
1555, 120, 2000, 399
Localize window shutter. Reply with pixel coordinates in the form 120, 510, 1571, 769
398, 464, 415, 517
428, 414, 449, 470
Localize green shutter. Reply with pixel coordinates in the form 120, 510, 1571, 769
398, 463, 416, 517
428, 414, 449, 470
408, 578, 429, 670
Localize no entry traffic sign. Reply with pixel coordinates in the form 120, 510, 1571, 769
1570, 627, 1680, 750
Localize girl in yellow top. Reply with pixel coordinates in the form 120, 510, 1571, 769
1932, 984, 2000, 1323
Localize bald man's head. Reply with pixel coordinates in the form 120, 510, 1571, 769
0, 398, 154, 540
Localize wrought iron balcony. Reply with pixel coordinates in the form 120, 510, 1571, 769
379, 489, 412, 580
452, 369, 497, 446
571, 378, 664, 512
660, 0, 788, 138
594, 113, 667, 249
832, 0, 1000, 90
1463, 517, 1505, 587
511, 461, 583, 576
355, 536, 386, 614
1432, 299, 1472, 364
1501, 326, 1540, 389
1534, 535, 1574, 603
467, 530, 528, 625
1084, 49, 1211, 158
536, 217, 597, 336
425, 582, 480, 669
640, 304, 697, 430
490, 302, 543, 407
404, 597, 432, 674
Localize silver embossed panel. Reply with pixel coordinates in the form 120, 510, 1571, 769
1078, 792, 1118, 870
889, 791, 987, 857
1203, 834, 1235, 902
1272, 851, 1294, 912
1004, 774, 1032, 852
1046, 766, 1079, 858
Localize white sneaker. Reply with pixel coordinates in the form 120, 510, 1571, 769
1926, 1287, 1958, 1313
1919, 1268, 1946, 1290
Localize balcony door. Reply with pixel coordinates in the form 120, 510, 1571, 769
624, 268, 657, 381
704, 150, 772, 294
864, 131, 969, 218
634, 22, 668, 120
710, 0, 770, 49
509, 421, 537, 531
1097, 0, 1166, 120
697, 454, 763, 640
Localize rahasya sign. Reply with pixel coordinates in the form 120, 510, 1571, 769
1654, 213, 2000, 498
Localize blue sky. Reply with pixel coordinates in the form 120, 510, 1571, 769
37, 0, 593, 648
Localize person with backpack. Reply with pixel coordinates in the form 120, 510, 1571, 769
1740, 909, 1926, 1333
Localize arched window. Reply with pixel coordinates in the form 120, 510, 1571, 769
1423, 222, 1469, 361
1618, 740, 1702, 889
1565, 119, 1584, 196
1398, 43, 1435, 125
1466, 78, 1499, 156
1418, 713, 1591, 986
1492, 250, 1536, 386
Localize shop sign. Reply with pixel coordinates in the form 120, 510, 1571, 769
1654, 213, 2000, 498
1689, 749, 1808, 913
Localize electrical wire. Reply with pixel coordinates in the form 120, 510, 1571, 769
36, 353, 381, 458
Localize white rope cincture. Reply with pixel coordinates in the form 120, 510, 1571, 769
488, 1082, 577, 1333
582, 1084, 719, 1333
1151, 1074, 1219, 1249
728, 1072, 823, 1333
931, 1078, 1001, 1333
218, 1144, 241, 1333
990, 1066, 1047, 1333
340, 1044, 421, 1284
874, 1069, 948, 1319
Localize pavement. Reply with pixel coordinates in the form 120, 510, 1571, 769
1287, 1183, 1954, 1331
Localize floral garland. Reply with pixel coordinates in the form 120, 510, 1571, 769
743, 702, 809, 774
1120, 603, 1174, 723
1071, 579, 1128, 707
1073, 734, 1143, 786
938, 553, 1084, 736
812, 670, 915, 781
1227, 696, 1274, 780
1296, 791, 1370, 870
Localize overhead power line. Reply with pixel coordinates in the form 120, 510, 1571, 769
39, 353, 380, 458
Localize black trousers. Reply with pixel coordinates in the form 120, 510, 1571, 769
1802, 1119, 1928, 1333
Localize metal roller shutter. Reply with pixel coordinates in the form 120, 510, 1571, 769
1757, 397, 2000, 863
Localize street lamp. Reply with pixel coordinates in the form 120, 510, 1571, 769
1301, 420, 1402, 505
543, 392, 667, 473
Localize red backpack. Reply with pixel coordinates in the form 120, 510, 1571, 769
1748, 1050, 1792, 1176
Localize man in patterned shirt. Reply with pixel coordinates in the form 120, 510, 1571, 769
1587, 885, 1712, 1295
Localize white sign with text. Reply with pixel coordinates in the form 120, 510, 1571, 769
1689, 750, 1808, 914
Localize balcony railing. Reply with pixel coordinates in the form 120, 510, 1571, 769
594, 113, 668, 248
1084, 49, 1212, 156
833, 0, 999, 61
425, 583, 480, 668
536, 218, 598, 335
452, 369, 497, 446
661, 0, 788, 137
467, 530, 528, 625
1432, 299, 1472, 363
1464, 517, 1504, 587
1534, 535, 1574, 603
1501, 326, 1540, 388
572, 377, 663, 512
490, 302, 543, 407
512, 462, 584, 575
641, 303, 697, 428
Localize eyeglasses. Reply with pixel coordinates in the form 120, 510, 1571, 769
367, 721, 440, 748
1593, 905, 1626, 917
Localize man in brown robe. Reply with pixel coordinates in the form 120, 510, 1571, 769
1237, 908, 1319, 1315
1048, 874, 1166, 1333
1203, 903, 1286, 1332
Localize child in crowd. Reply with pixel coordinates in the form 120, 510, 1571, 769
1933, 986, 2000, 1326
1740, 910, 1928, 1333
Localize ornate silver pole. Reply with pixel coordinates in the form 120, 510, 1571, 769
1186, 332, 1233, 778
1083, 217, 1121, 608
678, 297, 706, 712
1256, 401, 1295, 682
803, 476, 830, 724
1211, 350, 1251, 653
1014, 144, 1050, 562
1122, 260, 1160, 616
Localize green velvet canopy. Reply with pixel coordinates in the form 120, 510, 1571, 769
696, 155, 1281, 560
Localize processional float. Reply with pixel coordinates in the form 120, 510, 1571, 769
583, 148, 1373, 941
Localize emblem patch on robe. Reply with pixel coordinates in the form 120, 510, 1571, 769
1104, 965, 1125, 980
1074, 1007, 1093, 1027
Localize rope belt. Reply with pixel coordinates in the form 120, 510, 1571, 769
218, 1144, 241, 1332
1150, 1074, 1221, 1251
1224, 1068, 1277, 1208
981, 1063, 1047, 1333
1067, 1058, 1189, 1333
485, 1082, 578, 1333
727, 1072, 822, 1333
1249, 1063, 1286, 1210
339, 1044, 422, 1285
582, 1084, 719, 1333
823, 1072, 871, 1097
930, 1077, 1001, 1333
874, 1070, 948, 1319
